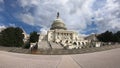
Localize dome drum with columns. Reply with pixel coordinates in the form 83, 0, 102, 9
50, 12, 67, 30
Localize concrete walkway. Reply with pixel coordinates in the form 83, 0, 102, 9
57, 55, 80, 68
0, 48, 120, 68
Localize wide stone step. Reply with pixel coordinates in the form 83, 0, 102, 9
49, 42, 63, 49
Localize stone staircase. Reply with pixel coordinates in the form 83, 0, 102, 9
49, 42, 63, 49
38, 41, 51, 49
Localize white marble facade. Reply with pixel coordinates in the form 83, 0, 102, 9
38, 12, 90, 49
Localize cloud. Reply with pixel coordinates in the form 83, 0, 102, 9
17, 0, 95, 31
0, 25, 5, 28
0, 0, 4, 12
0, 25, 6, 32
9, 23, 16, 27
18, 13, 35, 26
18, 0, 39, 8
0, 0, 3, 3
17, 0, 120, 34
39, 27, 48, 35
94, 0, 120, 33
0, 0, 4, 22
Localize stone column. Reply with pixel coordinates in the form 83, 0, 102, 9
55, 32, 57, 42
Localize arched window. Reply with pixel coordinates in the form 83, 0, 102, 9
78, 42, 80, 45
73, 42, 77, 45
82, 42, 84, 45
66, 40, 68, 43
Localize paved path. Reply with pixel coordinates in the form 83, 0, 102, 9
0, 48, 120, 68
57, 55, 80, 68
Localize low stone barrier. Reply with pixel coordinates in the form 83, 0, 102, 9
1, 44, 120, 55
31, 44, 120, 55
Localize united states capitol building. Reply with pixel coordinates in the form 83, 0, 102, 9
37, 12, 97, 49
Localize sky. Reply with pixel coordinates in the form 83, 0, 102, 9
0, 0, 120, 35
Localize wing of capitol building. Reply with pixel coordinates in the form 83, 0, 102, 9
37, 12, 100, 50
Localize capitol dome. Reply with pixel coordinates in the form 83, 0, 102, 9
50, 12, 67, 30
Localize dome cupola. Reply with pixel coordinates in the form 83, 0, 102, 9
50, 12, 67, 30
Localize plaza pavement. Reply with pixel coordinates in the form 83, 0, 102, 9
0, 48, 120, 68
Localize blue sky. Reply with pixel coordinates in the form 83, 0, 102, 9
0, 0, 120, 35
